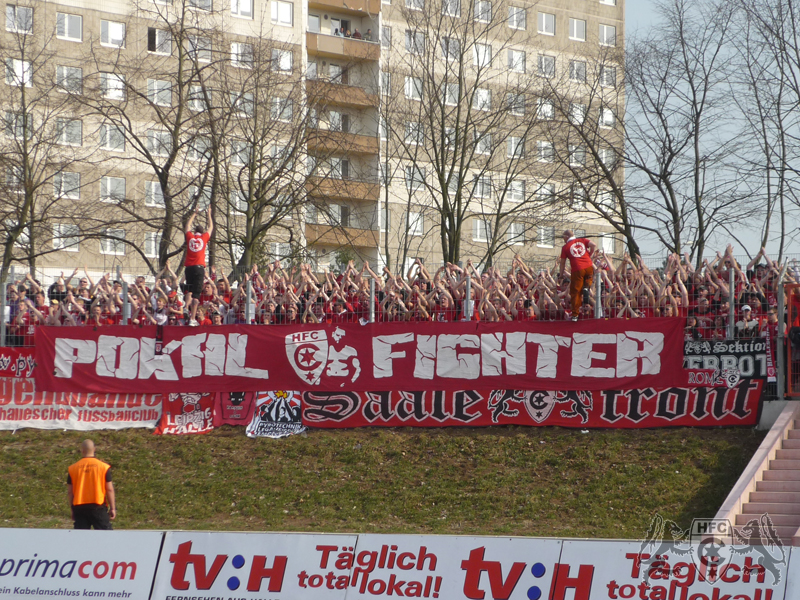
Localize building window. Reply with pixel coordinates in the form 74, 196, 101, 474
187, 35, 212, 62
307, 14, 320, 32
189, 185, 212, 209
507, 136, 524, 158
187, 136, 210, 161
145, 181, 165, 207
507, 92, 525, 116
537, 226, 555, 248
599, 106, 615, 128
146, 129, 172, 157
474, 131, 492, 154
4, 111, 31, 139
232, 0, 253, 18
404, 76, 422, 100
597, 190, 614, 211
572, 185, 587, 209
189, 0, 212, 10
599, 24, 616, 46
537, 54, 554, 78
508, 179, 524, 202
272, 48, 292, 72
381, 26, 392, 47
474, 0, 491, 23
537, 12, 554, 35
231, 190, 247, 212
147, 79, 172, 106
570, 102, 586, 124
56, 13, 81, 41
473, 88, 491, 111
508, 49, 525, 73
6, 5, 31, 33
599, 148, 616, 169
53, 223, 79, 252
56, 65, 82, 93
569, 18, 586, 41
405, 30, 425, 55
537, 141, 553, 162
444, 81, 459, 106
99, 123, 125, 151
474, 43, 492, 68
271, 0, 293, 25
569, 60, 586, 82
406, 0, 423, 10
100, 72, 125, 100
188, 85, 210, 111
569, 145, 586, 167
147, 28, 172, 54
508, 222, 525, 245
379, 203, 390, 232
444, 126, 456, 149
100, 229, 125, 255
55, 118, 82, 146
408, 210, 424, 236
54, 171, 80, 199
536, 98, 554, 120
381, 71, 391, 95
442, 0, 460, 17
5, 58, 30, 87
441, 37, 460, 61
473, 176, 491, 198
100, 176, 126, 203
508, 6, 525, 30
404, 164, 425, 191
231, 42, 254, 68
231, 92, 254, 117
404, 121, 423, 145
600, 65, 617, 87
100, 20, 125, 47
270, 97, 293, 122
601, 232, 615, 253
600, 0, 616, 4
473, 218, 491, 242
145, 232, 162, 258
231, 139, 250, 165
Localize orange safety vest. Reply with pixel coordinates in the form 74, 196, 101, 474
68, 457, 110, 506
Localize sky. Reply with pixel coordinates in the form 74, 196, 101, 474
619, 0, 794, 259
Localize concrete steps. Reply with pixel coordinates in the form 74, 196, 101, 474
716, 404, 800, 546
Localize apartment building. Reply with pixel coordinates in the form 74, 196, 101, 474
0, 0, 623, 279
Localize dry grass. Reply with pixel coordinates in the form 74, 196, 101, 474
0, 425, 764, 538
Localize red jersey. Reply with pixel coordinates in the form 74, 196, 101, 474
561, 238, 593, 271
185, 231, 210, 267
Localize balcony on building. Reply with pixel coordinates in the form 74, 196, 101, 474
307, 78, 379, 110
306, 32, 381, 61
305, 223, 379, 248
308, 0, 381, 15
307, 130, 379, 155
306, 176, 380, 203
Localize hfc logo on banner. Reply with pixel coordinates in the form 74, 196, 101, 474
285, 329, 361, 386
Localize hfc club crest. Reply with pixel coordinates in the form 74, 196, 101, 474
285, 329, 361, 386
524, 390, 593, 424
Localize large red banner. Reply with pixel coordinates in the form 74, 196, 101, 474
301, 380, 762, 428
34, 320, 684, 394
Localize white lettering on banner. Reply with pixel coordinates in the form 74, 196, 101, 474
54, 334, 267, 381
373, 333, 415, 378
617, 332, 664, 376
526, 334, 572, 377
436, 335, 480, 379
571, 333, 617, 377
481, 332, 527, 376
54, 339, 96, 377
375, 331, 666, 380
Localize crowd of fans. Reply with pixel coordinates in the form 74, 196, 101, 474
2, 245, 796, 346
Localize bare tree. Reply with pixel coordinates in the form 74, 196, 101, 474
0, 3, 100, 279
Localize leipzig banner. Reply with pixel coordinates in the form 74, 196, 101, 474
0, 377, 161, 431
34, 320, 684, 394
302, 381, 762, 429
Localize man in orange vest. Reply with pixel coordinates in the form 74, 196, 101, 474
67, 439, 116, 530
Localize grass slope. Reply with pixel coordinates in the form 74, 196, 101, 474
0, 426, 764, 539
